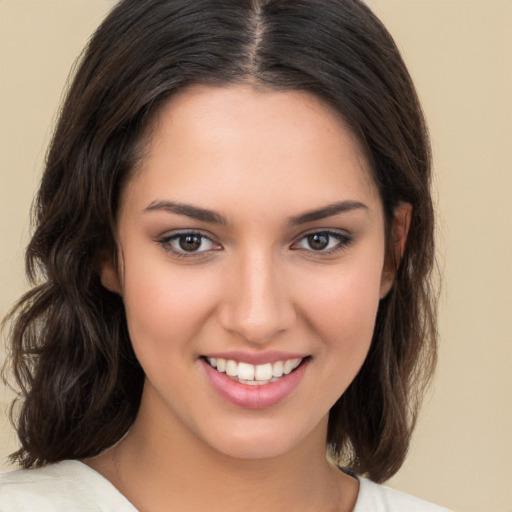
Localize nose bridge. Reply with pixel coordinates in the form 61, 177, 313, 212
219, 246, 295, 344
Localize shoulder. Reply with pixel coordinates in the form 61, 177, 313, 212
0, 460, 137, 512
354, 477, 452, 512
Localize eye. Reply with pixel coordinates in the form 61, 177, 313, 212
158, 231, 221, 256
292, 230, 353, 253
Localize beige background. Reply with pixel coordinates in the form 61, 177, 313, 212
1, 1, 511, 511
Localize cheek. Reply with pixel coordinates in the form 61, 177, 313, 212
299, 263, 383, 405
120, 252, 219, 361
296, 255, 384, 353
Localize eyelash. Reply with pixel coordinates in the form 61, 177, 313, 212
158, 231, 221, 258
290, 230, 354, 254
157, 229, 354, 257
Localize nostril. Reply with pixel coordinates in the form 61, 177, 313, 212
217, 301, 296, 344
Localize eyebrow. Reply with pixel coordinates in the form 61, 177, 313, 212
289, 200, 368, 225
144, 200, 228, 225
143, 199, 368, 226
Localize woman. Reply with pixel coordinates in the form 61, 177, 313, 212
1, 1, 448, 510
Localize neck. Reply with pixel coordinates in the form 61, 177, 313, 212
86, 385, 357, 512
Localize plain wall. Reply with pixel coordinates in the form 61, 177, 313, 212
1, 2, 511, 511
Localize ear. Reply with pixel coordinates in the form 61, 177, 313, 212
97, 250, 122, 294
379, 202, 412, 298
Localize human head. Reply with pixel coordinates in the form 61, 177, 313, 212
6, 0, 436, 482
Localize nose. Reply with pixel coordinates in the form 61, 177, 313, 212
217, 249, 296, 344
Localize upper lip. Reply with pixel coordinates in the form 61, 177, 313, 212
201, 350, 308, 365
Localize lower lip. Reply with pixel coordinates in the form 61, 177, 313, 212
201, 359, 309, 409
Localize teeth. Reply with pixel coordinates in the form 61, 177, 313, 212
254, 363, 272, 381
226, 360, 238, 377
285, 358, 301, 374
237, 362, 255, 380
206, 357, 303, 384
272, 361, 284, 377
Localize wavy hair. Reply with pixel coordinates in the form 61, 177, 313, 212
2, 0, 436, 482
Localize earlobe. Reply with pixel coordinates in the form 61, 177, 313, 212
379, 275, 394, 299
379, 202, 412, 299
97, 251, 122, 294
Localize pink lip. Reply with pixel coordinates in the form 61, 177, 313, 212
202, 350, 307, 365
201, 358, 309, 409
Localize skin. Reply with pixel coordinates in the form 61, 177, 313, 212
88, 84, 410, 512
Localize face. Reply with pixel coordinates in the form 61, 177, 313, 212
102, 84, 395, 460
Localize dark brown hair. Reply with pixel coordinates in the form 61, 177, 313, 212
2, 0, 436, 482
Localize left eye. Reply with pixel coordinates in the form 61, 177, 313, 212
160, 232, 219, 254
292, 231, 352, 252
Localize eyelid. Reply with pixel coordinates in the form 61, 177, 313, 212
290, 229, 354, 253
156, 228, 353, 258
157, 229, 222, 257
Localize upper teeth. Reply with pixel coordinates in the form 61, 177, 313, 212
207, 357, 303, 384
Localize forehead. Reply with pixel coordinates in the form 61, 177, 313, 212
125, 84, 380, 216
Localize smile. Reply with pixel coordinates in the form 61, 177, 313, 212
206, 357, 303, 386
202, 355, 310, 408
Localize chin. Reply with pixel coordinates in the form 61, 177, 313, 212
212, 436, 297, 460
198, 417, 323, 461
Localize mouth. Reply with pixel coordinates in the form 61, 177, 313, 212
203, 356, 307, 386
201, 354, 310, 408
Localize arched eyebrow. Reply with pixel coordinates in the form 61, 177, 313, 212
143, 199, 368, 226
289, 200, 368, 225
144, 200, 228, 225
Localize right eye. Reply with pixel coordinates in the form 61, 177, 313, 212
158, 231, 221, 256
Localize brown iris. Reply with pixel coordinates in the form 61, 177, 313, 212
179, 234, 202, 251
307, 233, 329, 250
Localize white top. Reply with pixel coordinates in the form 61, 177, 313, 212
0, 460, 451, 511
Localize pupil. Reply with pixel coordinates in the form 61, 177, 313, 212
179, 234, 201, 251
308, 233, 328, 250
